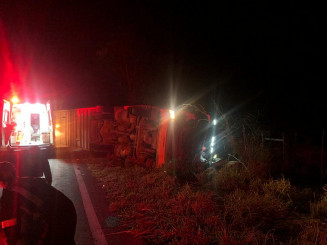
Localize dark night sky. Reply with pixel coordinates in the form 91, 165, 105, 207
1, 1, 327, 132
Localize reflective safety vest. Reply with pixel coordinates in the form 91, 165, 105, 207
1, 178, 76, 245
0, 179, 49, 244
1, 218, 16, 229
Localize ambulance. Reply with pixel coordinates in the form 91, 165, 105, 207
1, 96, 54, 152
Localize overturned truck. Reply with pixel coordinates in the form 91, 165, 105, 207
88, 104, 210, 167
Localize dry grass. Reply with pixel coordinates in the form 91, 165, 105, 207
310, 186, 327, 219
84, 155, 327, 245
88, 159, 218, 244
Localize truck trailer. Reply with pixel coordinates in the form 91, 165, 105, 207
54, 104, 210, 168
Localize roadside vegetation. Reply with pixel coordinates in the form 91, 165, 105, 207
85, 120, 327, 244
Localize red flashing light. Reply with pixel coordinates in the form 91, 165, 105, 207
11, 96, 19, 104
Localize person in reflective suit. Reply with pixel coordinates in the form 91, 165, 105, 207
0, 161, 76, 244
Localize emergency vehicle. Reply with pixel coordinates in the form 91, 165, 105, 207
1, 96, 54, 151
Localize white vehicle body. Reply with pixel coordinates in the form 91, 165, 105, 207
1, 99, 54, 149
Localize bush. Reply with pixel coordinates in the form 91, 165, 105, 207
162, 160, 200, 185
262, 178, 294, 208
223, 188, 289, 233
214, 162, 252, 195
296, 221, 327, 245
196, 167, 218, 190
310, 194, 327, 219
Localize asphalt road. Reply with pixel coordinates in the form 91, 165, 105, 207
49, 159, 95, 244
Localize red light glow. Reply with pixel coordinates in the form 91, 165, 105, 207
11, 96, 19, 104
0, 21, 21, 97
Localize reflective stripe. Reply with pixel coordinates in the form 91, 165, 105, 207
12, 186, 44, 207
1, 218, 17, 229
18, 177, 44, 179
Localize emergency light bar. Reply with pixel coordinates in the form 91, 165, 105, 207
11, 96, 19, 104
